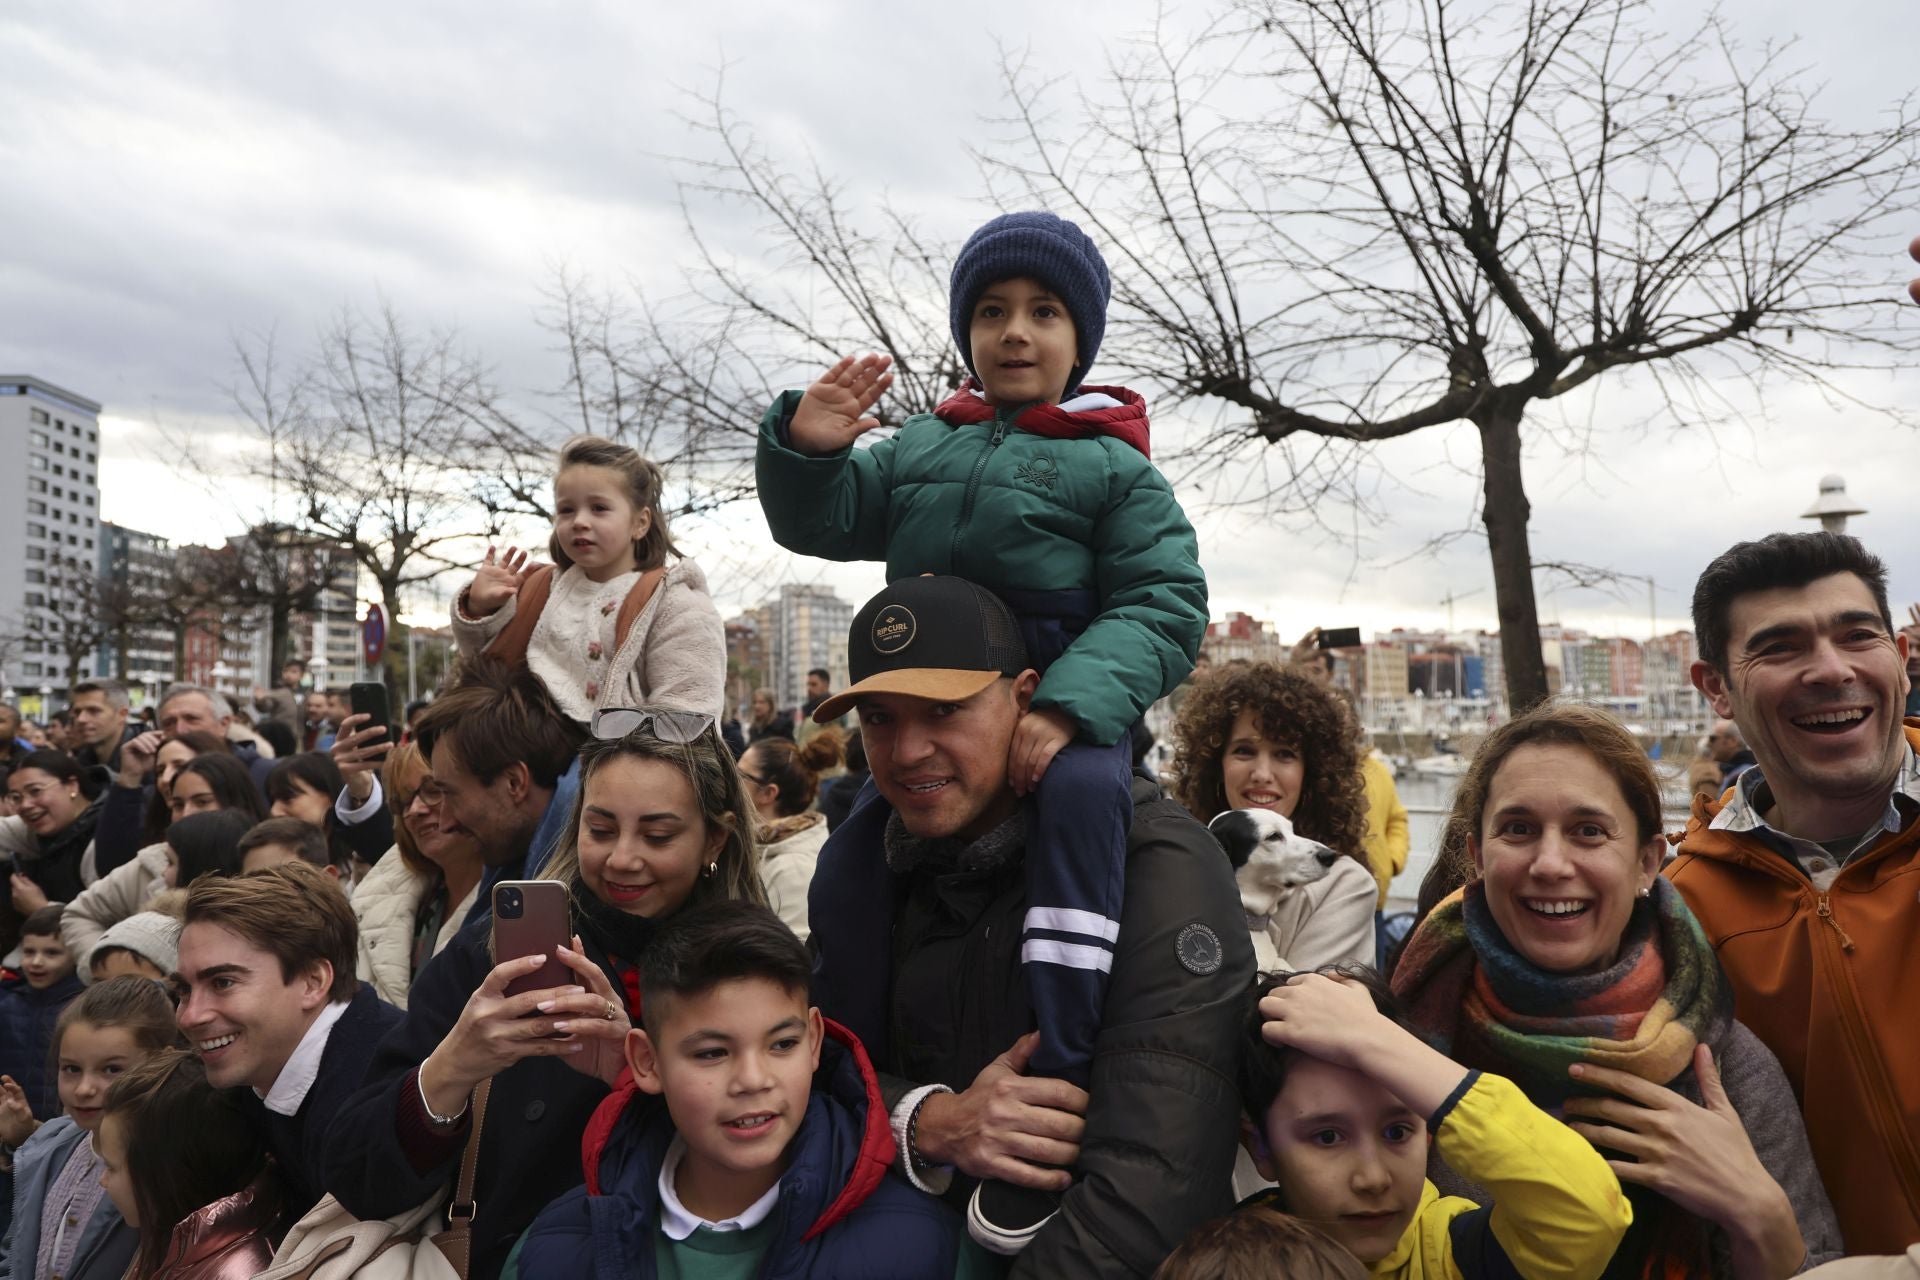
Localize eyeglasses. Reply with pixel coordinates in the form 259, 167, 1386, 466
589, 708, 716, 745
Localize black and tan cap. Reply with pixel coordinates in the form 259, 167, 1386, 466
813, 576, 1031, 723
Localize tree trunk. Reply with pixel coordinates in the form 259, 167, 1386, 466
268, 599, 292, 677
1476, 405, 1550, 712
377, 578, 405, 703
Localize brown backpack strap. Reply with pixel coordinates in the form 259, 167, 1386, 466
611, 567, 667, 653
482, 566, 555, 667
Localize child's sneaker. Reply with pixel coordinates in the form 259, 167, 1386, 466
967, 1179, 1063, 1255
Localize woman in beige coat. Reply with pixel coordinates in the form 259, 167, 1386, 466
348, 743, 484, 1010
1170, 663, 1376, 974
737, 729, 845, 943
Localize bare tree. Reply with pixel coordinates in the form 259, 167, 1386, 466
38, 552, 116, 695
979, 0, 1920, 708
283, 305, 500, 643
445, 77, 970, 544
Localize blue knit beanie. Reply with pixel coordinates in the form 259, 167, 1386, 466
949, 211, 1110, 395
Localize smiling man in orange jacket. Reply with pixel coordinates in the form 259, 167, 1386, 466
1668, 531, 1919, 1254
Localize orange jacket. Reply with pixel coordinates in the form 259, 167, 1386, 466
1666, 723, 1920, 1255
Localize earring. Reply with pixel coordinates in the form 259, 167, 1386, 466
1636, 886, 1652, 899
703, 861, 718, 879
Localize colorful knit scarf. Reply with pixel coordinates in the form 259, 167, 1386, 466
1391, 877, 1732, 1279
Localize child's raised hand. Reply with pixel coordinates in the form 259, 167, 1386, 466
467, 545, 534, 617
1009, 708, 1076, 797
0, 1076, 37, 1147
788, 355, 895, 456
1258, 972, 1388, 1069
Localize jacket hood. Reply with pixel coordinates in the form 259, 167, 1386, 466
1673, 721, 1920, 874
579, 1016, 894, 1245
932, 380, 1152, 459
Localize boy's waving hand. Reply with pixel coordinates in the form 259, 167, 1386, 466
789, 354, 895, 456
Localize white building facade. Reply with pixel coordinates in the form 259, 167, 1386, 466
0, 376, 104, 715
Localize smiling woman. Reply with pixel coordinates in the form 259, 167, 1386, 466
1171, 664, 1375, 974
0, 749, 107, 953
1391, 702, 1843, 1279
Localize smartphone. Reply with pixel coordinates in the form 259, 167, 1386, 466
492, 881, 572, 999
349, 681, 391, 741
1317, 626, 1362, 650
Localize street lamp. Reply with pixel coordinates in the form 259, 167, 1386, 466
1801, 475, 1867, 534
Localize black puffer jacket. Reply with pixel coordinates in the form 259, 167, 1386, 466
811, 773, 1255, 1278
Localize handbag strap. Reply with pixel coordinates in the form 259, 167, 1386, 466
446, 1079, 494, 1225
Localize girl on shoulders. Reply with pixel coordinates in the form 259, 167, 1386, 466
451, 437, 725, 725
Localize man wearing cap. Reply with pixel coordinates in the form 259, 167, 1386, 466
806, 576, 1252, 1278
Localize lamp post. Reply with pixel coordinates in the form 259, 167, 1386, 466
1801, 475, 1867, 534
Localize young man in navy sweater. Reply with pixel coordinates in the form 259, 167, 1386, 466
175, 861, 401, 1219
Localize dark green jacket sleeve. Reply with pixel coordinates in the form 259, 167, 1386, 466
755, 390, 896, 563
1032, 458, 1207, 745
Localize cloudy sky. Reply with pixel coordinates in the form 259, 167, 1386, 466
5, 0, 1917, 640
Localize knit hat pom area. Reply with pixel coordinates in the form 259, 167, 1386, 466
949, 211, 1111, 394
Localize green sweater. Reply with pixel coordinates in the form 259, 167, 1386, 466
756, 391, 1207, 746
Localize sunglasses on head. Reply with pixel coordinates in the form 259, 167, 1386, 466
588, 707, 716, 745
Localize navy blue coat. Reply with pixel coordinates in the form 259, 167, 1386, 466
0, 971, 83, 1120
238, 983, 402, 1221
512, 1024, 964, 1280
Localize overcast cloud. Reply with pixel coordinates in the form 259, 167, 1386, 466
4, 0, 1917, 639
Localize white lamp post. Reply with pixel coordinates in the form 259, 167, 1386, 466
1801, 475, 1867, 534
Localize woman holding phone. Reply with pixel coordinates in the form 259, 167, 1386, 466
323, 673, 764, 1280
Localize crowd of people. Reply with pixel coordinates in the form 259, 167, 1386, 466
0, 217, 1915, 1280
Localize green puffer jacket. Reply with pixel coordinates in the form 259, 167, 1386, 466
756, 386, 1207, 746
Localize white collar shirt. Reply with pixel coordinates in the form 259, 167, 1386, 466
258, 998, 351, 1117
655, 1134, 781, 1242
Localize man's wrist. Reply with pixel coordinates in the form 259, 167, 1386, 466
911, 1089, 957, 1166
890, 1084, 955, 1194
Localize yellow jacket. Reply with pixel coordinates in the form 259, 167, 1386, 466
1373, 1072, 1630, 1279
1361, 753, 1410, 909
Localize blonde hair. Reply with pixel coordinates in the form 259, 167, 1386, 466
381, 741, 434, 875
549, 435, 679, 573
541, 727, 766, 912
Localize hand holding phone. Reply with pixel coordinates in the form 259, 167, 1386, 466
492, 881, 572, 998
349, 681, 391, 741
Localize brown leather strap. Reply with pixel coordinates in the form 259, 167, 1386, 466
484, 564, 665, 673
446, 1078, 493, 1223
482, 566, 556, 667
611, 567, 666, 653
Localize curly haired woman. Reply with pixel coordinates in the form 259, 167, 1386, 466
1171, 662, 1376, 973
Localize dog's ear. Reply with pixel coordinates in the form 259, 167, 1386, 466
1209, 809, 1262, 869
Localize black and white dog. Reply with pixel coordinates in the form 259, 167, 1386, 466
1208, 808, 1340, 969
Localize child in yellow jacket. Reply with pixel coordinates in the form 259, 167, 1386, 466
1238, 968, 1632, 1279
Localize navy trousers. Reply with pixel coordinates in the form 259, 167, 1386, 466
1001, 586, 1134, 1089
1022, 736, 1133, 1088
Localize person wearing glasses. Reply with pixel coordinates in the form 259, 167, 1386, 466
323, 676, 767, 1280
345, 741, 489, 1010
